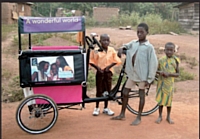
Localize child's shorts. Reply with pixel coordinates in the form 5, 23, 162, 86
125, 79, 149, 89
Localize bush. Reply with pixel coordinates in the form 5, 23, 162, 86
176, 53, 187, 61
87, 70, 96, 90
139, 13, 185, 35
175, 67, 195, 82
108, 12, 140, 27
12, 33, 54, 49
85, 17, 97, 27
6, 76, 24, 102
186, 57, 198, 69
2, 24, 17, 41
59, 33, 79, 45
141, 13, 163, 34
99, 12, 186, 35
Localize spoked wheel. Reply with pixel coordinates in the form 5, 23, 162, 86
119, 78, 159, 116
16, 94, 58, 134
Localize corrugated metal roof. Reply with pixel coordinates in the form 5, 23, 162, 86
26, 2, 34, 5
174, 2, 192, 8
10, 2, 34, 5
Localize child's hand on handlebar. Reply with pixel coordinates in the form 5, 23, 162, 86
117, 48, 123, 58
144, 81, 150, 88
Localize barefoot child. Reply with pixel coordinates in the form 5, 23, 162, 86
111, 23, 158, 125
155, 42, 180, 124
89, 34, 121, 116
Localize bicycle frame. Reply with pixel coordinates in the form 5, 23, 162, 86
83, 35, 154, 105
83, 35, 135, 104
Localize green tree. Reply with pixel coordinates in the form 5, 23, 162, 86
31, 2, 180, 20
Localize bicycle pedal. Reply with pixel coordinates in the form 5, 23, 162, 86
103, 91, 109, 97
117, 101, 122, 105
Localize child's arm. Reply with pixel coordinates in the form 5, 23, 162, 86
104, 63, 117, 72
89, 63, 103, 73
161, 60, 180, 78
117, 47, 127, 58
156, 71, 162, 74
32, 72, 38, 81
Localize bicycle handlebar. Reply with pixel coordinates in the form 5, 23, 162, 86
85, 35, 103, 52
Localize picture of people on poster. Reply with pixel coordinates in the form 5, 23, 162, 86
31, 56, 74, 82
56, 56, 74, 80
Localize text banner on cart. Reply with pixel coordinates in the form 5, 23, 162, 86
19, 16, 85, 33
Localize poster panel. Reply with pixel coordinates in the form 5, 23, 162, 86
30, 56, 74, 82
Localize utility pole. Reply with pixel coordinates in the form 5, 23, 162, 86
49, 3, 51, 17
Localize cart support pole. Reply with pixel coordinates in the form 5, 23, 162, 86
18, 25, 21, 54
29, 33, 31, 49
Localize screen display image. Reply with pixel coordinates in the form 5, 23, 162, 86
31, 56, 74, 82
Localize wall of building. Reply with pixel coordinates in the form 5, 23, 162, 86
17, 3, 32, 16
1, 2, 16, 24
1, 2, 32, 24
93, 7, 119, 23
193, 2, 199, 31
178, 2, 199, 31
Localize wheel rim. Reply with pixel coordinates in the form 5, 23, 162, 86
126, 82, 159, 116
16, 95, 58, 134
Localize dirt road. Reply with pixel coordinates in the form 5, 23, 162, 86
2, 90, 199, 139
2, 27, 199, 139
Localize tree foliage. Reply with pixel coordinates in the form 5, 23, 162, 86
31, 2, 179, 20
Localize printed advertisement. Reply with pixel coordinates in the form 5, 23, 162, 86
31, 56, 74, 82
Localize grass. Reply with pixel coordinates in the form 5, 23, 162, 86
59, 33, 79, 45
12, 33, 54, 49
92, 12, 187, 35
2, 24, 18, 41
175, 67, 195, 82
186, 57, 198, 69
175, 53, 198, 69
11, 33, 79, 50
5, 76, 24, 102
87, 69, 96, 90
87, 67, 127, 90
176, 53, 187, 61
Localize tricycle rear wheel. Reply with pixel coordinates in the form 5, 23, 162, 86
119, 79, 159, 116
16, 94, 58, 134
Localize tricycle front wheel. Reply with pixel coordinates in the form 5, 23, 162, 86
16, 94, 58, 134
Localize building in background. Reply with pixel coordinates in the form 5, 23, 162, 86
93, 7, 119, 23
174, 2, 199, 31
55, 8, 82, 17
1, 2, 33, 24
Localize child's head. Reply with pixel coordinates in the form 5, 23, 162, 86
164, 42, 175, 58
38, 61, 49, 72
99, 34, 110, 49
56, 56, 69, 68
137, 23, 149, 42
51, 63, 58, 76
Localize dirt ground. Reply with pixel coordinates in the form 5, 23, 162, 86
1, 27, 199, 139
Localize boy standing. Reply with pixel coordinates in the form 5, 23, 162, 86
89, 34, 121, 116
111, 23, 158, 125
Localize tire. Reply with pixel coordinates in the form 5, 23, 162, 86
16, 94, 58, 134
121, 78, 159, 116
